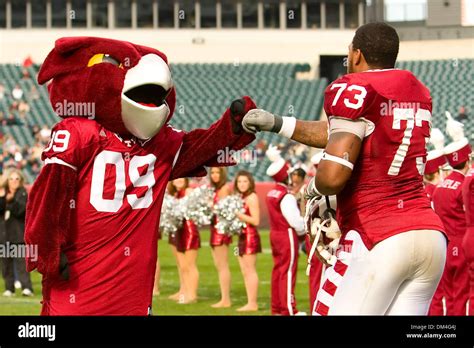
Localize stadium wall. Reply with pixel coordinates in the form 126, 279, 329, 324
1, 29, 473, 65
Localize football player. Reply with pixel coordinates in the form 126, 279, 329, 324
242, 22, 446, 315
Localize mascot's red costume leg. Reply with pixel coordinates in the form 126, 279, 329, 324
25, 37, 256, 315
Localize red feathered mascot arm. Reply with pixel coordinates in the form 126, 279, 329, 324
25, 164, 76, 278
25, 117, 96, 279
170, 96, 256, 179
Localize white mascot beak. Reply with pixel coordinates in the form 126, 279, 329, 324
121, 54, 173, 140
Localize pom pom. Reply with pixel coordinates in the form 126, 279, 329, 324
184, 185, 215, 227
159, 194, 185, 236
213, 194, 246, 236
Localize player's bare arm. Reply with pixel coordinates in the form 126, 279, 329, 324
242, 109, 329, 148
315, 131, 362, 195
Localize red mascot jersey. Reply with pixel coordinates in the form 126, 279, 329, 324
324, 70, 445, 249
40, 117, 184, 315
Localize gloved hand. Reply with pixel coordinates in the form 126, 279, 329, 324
265, 144, 282, 162
242, 109, 283, 134
304, 176, 321, 201
59, 252, 70, 280
229, 98, 256, 135
309, 216, 340, 266
304, 195, 341, 268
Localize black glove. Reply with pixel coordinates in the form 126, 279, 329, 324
59, 252, 70, 280
229, 99, 246, 135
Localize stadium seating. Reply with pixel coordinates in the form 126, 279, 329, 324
0, 59, 472, 182
396, 59, 474, 146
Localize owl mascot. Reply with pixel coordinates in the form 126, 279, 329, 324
24, 37, 256, 315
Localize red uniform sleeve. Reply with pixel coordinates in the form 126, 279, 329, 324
25, 165, 76, 277
170, 96, 256, 180
26, 117, 97, 277
324, 75, 378, 124
41, 117, 98, 169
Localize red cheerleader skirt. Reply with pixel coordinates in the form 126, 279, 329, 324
210, 223, 232, 247
176, 220, 201, 253
238, 224, 261, 256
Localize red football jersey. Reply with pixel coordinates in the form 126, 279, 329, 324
324, 69, 445, 249
41, 117, 184, 315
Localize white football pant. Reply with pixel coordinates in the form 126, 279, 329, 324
313, 229, 447, 315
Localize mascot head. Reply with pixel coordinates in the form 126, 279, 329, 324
38, 37, 175, 140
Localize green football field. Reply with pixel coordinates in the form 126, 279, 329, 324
0, 229, 312, 315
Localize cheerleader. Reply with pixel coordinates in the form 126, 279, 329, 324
209, 167, 232, 308
166, 182, 185, 302
171, 178, 200, 304
234, 170, 261, 312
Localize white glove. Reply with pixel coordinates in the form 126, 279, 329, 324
446, 111, 465, 142
304, 176, 321, 201
242, 109, 282, 134
304, 196, 341, 269
429, 128, 445, 151
308, 216, 340, 267
266, 144, 282, 162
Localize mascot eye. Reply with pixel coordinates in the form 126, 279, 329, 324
87, 54, 123, 68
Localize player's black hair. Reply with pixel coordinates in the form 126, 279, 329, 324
291, 168, 306, 179
352, 22, 399, 69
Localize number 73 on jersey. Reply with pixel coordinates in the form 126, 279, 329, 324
330, 82, 432, 176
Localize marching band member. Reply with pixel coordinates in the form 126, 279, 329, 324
424, 130, 447, 315
462, 157, 474, 315
305, 151, 326, 312
234, 170, 261, 312
425, 150, 448, 315
209, 167, 233, 308
265, 146, 305, 315
432, 135, 472, 315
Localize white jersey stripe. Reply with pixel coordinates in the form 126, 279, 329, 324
44, 157, 77, 171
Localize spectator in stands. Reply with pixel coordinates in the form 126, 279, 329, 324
21, 69, 31, 80
31, 125, 40, 139
39, 125, 51, 143
0, 169, 33, 297
457, 106, 468, 122
23, 55, 33, 68
6, 114, 18, 126
18, 101, 30, 122
11, 85, 23, 100
9, 101, 19, 112
255, 139, 268, 160
0, 83, 5, 100
30, 162, 40, 177
28, 86, 39, 100
28, 142, 43, 163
